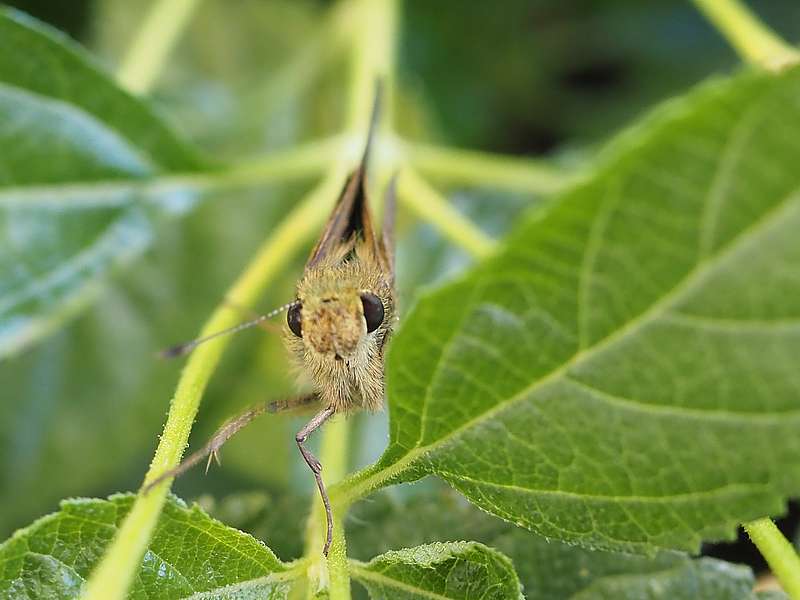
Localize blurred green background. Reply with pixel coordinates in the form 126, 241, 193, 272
1, 0, 798, 573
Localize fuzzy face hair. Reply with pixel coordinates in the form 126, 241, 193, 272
284, 239, 394, 412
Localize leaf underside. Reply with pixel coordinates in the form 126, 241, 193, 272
352, 541, 523, 600
346, 488, 778, 600
348, 65, 800, 554
0, 8, 206, 358
0, 488, 778, 600
0, 495, 290, 600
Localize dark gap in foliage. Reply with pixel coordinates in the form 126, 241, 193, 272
702, 500, 800, 574
500, 120, 562, 155
4, 0, 91, 40
561, 58, 629, 92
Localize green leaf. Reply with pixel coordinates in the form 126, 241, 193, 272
0, 7, 206, 358
350, 541, 522, 600
0, 182, 299, 539
0, 494, 294, 599
339, 65, 800, 554
559, 559, 772, 600
346, 488, 778, 600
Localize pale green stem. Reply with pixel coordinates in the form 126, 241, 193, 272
117, 0, 202, 94
302, 417, 351, 599
406, 141, 572, 196
692, 0, 800, 71
303, 417, 350, 557
346, 0, 398, 132
320, 418, 351, 494
327, 518, 351, 599
398, 168, 496, 258
0, 136, 340, 210
211, 135, 344, 189
249, 1, 355, 121
81, 166, 347, 600
744, 518, 800, 599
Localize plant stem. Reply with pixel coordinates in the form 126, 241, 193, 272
744, 518, 800, 599
0, 137, 339, 211
302, 417, 350, 556
407, 142, 571, 195
692, 0, 800, 71
116, 0, 202, 94
248, 2, 354, 126
327, 517, 351, 599
208, 136, 343, 189
81, 167, 346, 600
346, 0, 398, 132
398, 168, 496, 258
303, 417, 351, 598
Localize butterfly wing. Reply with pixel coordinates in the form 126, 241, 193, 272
306, 82, 388, 273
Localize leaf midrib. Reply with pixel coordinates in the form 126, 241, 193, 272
0, 172, 217, 205
337, 183, 800, 505
436, 471, 766, 504
350, 563, 463, 600
0, 210, 148, 314
565, 376, 800, 422
0, 82, 157, 174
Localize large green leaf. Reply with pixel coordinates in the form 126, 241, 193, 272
340, 65, 800, 554
0, 8, 206, 357
0, 494, 292, 599
350, 542, 523, 600
346, 488, 782, 600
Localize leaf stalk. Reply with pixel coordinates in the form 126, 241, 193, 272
116, 0, 203, 93
398, 168, 496, 258
407, 141, 571, 196
692, 0, 800, 71
744, 518, 800, 599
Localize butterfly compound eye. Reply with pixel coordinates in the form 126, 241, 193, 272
287, 303, 303, 337
361, 293, 385, 333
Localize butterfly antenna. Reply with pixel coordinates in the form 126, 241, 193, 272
158, 301, 296, 359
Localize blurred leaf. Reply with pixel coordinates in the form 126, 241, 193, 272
400, 0, 800, 154
0, 494, 293, 599
0, 179, 301, 538
346, 488, 779, 600
199, 490, 308, 561
343, 65, 800, 554
0, 7, 207, 357
92, 0, 349, 158
351, 541, 522, 600
758, 592, 791, 600
0, 8, 201, 170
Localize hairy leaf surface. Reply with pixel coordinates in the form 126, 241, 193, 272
0, 8, 206, 357
347, 488, 782, 600
351, 541, 522, 600
0, 495, 292, 599
342, 65, 800, 553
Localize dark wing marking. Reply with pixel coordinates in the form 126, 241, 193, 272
306, 167, 364, 269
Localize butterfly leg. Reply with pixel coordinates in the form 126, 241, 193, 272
267, 394, 319, 414
296, 405, 336, 555
143, 395, 315, 492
